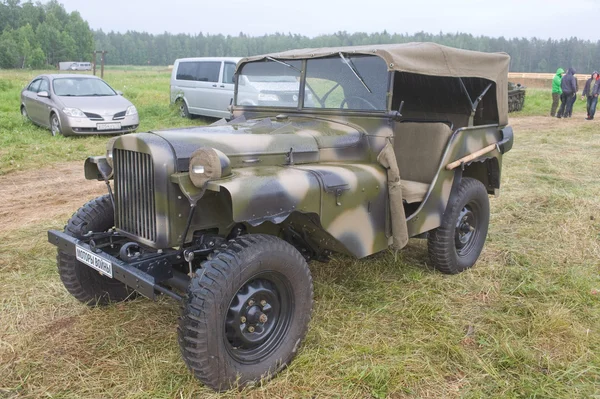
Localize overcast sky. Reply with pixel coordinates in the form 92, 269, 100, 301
56, 0, 599, 41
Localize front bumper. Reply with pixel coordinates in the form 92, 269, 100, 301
48, 229, 164, 300
59, 113, 140, 135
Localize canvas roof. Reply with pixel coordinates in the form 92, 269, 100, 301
238, 42, 511, 125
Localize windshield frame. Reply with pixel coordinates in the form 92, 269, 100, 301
234, 56, 392, 116
52, 77, 117, 97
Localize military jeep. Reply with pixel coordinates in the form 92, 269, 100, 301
48, 43, 513, 391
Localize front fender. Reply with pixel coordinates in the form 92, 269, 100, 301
204, 163, 389, 258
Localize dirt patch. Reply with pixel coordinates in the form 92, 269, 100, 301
509, 112, 591, 132
0, 161, 106, 233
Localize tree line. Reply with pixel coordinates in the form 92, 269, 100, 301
94, 30, 600, 73
2, 0, 600, 73
0, 0, 93, 69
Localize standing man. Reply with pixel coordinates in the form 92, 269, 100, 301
557, 68, 577, 118
582, 71, 600, 120
551, 67, 564, 117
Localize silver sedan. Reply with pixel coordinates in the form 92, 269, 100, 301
20, 74, 139, 136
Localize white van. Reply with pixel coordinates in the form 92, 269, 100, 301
170, 57, 242, 119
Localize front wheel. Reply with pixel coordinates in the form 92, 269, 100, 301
50, 113, 62, 136
178, 99, 191, 118
179, 234, 314, 391
427, 177, 490, 274
57, 194, 135, 306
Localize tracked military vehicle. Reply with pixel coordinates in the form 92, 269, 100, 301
508, 81, 526, 112
48, 43, 513, 391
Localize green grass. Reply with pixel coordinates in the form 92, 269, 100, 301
0, 68, 207, 175
1, 68, 600, 398
512, 88, 588, 117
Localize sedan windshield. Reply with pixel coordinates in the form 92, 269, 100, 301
53, 78, 116, 97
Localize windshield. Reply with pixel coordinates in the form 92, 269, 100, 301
304, 55, 388, 111
53, 78, 116, 97
236, 60, 302, 107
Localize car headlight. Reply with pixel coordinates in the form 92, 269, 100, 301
258, 93, 279, 102
63, 107, 85, 118
126, 105, 137, 116
189, 147, 232, 188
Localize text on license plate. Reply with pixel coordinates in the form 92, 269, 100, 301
75, 245, 113, 277
97, 122, 121, 131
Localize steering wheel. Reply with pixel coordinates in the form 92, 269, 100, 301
340, 96, 378, 110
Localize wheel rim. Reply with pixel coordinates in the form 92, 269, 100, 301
224, 272, 293, 363
454, 202, 480, 257
51, 115, 60, 136
179, 103, 186, 117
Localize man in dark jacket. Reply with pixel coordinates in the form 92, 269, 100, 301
557, 67, 578, 118
582, 71, 600, 120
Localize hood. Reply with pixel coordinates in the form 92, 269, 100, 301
147, 117, 365, 171
556, 68, 565, 75
57, 95, 133, 114
566, 67, 576, 76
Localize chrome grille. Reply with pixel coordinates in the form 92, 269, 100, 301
113, 149, 156, 242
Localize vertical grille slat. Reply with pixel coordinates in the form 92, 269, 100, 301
113, 149, 157, 242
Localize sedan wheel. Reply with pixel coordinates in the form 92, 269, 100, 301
50, 114, 62, 136
21, 106, 28, 120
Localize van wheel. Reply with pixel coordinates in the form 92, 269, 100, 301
427, 177, 490, 274
178, 100, 191, 118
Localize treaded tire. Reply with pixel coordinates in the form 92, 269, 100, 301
57, 194, 135, 306
427, 177, 490, 274
178, 99, 191, 118
179, 234, 313, 392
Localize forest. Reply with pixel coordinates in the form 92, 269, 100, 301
2, 0, 600, 72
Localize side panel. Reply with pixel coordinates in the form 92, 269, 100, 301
407, 124, 503, 235
209, 163, 389, 258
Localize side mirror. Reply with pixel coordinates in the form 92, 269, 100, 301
116, 90, 123, 96
37, 91, 50, 98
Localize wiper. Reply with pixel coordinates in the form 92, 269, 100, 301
266, 57, 302, 74
339, 52, 371, 93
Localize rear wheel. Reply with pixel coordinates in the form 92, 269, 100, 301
179, 234, 313, 391
57, 194, 135, 306
50, 113, 62, 136
427, 177, 490, 274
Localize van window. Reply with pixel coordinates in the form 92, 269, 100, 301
176, 61, 221, 82
223, 63, 236, 84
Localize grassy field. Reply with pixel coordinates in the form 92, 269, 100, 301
1, 69, 600, 398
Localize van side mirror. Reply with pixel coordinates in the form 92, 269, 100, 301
37, 91, 50, 98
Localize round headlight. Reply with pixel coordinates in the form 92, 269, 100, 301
105, 136, 119, 168
189, 147, 231, 188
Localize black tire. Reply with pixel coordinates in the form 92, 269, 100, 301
179, 234, 313, 391
178, 99, 191, 118
57, 194, 135, 306
427, 177, 490, 274
21, 105, 29, 121
50, 112, 62, 136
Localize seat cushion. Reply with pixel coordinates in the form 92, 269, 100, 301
401, 180, 430, 203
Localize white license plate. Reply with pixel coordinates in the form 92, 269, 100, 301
97, 122, 121, 131
75, 245, 113, 278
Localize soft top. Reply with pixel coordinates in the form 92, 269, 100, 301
238, 42, 510, 125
